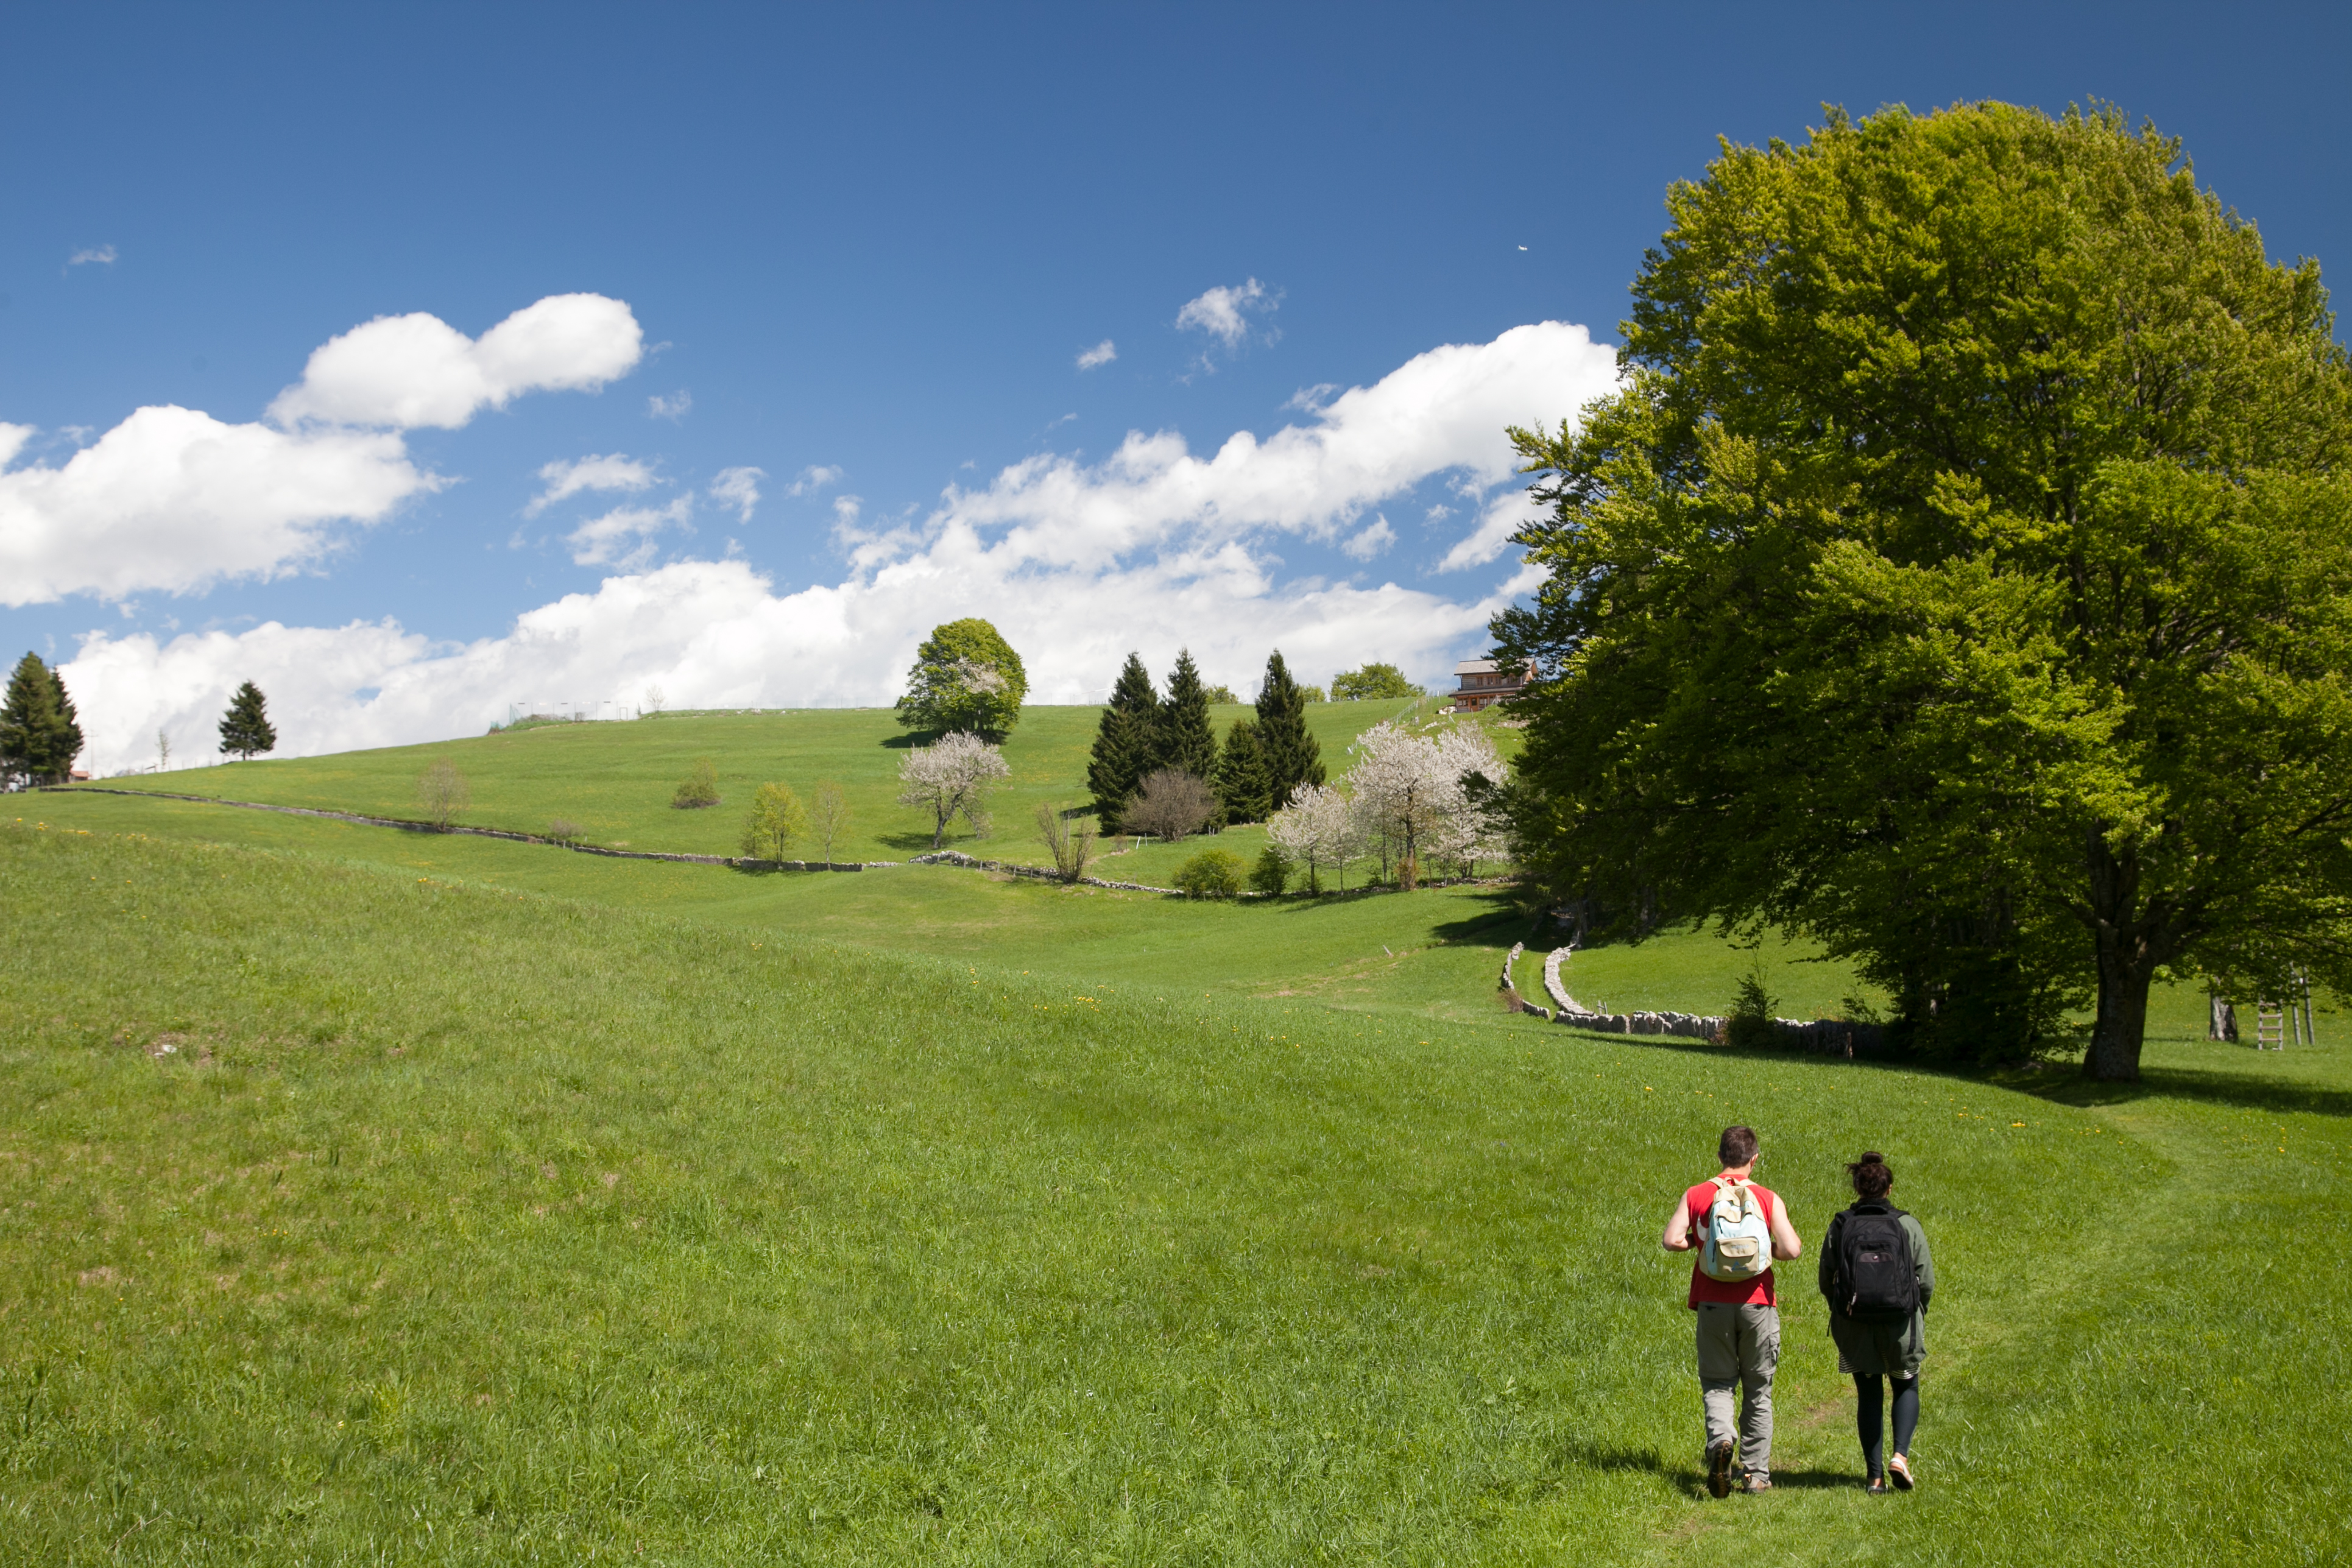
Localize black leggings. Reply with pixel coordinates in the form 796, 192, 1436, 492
1855, 1374, 1918, 1475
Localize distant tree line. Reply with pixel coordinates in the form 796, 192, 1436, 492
1087, 650, 1325, 834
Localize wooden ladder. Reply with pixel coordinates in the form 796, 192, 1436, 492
2256, 1000, 2287, 1051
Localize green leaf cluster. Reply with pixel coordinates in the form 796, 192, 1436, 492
0, 652, 83, 786
896, 619, 1028, 738
1495, 102, 2352, 1081
1331, 663, 1420, 701
740, 781, 809, 861
1171, 847, 1245, 898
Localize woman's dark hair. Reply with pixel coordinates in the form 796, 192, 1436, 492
1848, 1150, 1894, 1200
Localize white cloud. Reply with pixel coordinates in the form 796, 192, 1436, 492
68, 244, 118, 268
0, 408, 436, 606
710, 466, 765, 521
1340, 515, 1397, 560
785, 464, 844, 498
567, 495, 692, 568
526, 453, 658, 516
1176, 278, 1277, 348
1076, 339, 1117, 370
267, 294, 643, 430
58, 320, 1619, 771
1436, 487, 1549, 572
647, 389, 692, 422
1, 294, 645, 606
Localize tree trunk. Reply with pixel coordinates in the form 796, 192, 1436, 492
2082, 832, 2162, 1082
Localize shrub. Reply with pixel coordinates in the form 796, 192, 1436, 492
1248, 846, 1289, 896
545, 818, 582, 844
671, 757, 722, 810
1125, 768, 1217, 840
1725, 967, 1779, 1050
740, 782, 808, 861
1172, 848, 1245, 899
417, 759, 469, 830
1036, 802, 1098, 883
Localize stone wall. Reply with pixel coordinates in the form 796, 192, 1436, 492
1539, 943, 1883, 1057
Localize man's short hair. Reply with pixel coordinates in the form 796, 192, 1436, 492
1718, 1125, 1759, 1167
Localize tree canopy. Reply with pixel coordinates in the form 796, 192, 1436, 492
1331, 662, 1421, 701
218, 680, 277, 761
1494, 102, 2352, 1081
896, 619, 1028, 737
1087, 653, 1160, 832
1251, 652, 1326, 814
1, 652, 83, 786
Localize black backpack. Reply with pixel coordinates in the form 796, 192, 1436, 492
1834, 1204, 1919, 1323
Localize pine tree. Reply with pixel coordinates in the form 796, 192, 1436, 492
1253, 651, 1325, 810
1215, 714, 1274, 823
217, 681, 278, 761
0, 652, 84, 786
1159, 647, 1220, 778
1086, 653, 1160, 832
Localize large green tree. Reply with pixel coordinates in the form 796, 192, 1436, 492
896, 619, 1028, 737
1495, 102, 2352, 1082
1214, 715, 1274, 824
1252, 651, 1326, 814
1159, 650, 1220, 780
0, 652, 84, 786
217, 680, 278, 761
1087, 653, 1160, 831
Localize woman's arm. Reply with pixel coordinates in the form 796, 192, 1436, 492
1905, 1213, 1934, 1306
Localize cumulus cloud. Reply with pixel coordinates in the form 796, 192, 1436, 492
1341, 515, 1397, 560
527, 453, 658, 516
267, 294, 643, 429
61, 320, 1618, 771
1177, 278, 1277, 348
1436, 487, 1550, 572
1076, 339, 1117, 370
710, 466, 765, 521
1, 294, 645, 606
785, 464, 844, 498
68, 244, 118, 268
647, 389, 692, 422
567, 495, 692, 568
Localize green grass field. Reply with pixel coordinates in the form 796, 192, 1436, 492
10, 700, 2348, 1563
96, 699, 1452, 871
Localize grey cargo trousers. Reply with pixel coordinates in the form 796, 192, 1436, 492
1695, 1302, 1779, 1477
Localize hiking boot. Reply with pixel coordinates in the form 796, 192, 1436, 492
1888, 1453, 1915, 1491
1866, 1474, 1889, 1496
1706, 1440, 1736, 1498
1742, 1472, 1771, 1493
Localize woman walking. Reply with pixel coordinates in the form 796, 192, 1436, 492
1819, 1151, 1934, 1493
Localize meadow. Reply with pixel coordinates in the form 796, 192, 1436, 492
8, 705, 2347, 1563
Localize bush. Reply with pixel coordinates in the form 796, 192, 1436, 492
1171, 848, 1245, 899
1248, 846, 1288, 896
1725, 967, 1779, 1050
545, 818, 582, 844
1125, 768, 1218, 840
671, 757, 722, 810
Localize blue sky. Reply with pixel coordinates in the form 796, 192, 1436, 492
6, 2, 2350, 769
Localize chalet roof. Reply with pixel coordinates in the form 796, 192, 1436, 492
1455, 659, 1499, 676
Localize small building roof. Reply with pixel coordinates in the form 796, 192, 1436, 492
1455, 659, 1499, 676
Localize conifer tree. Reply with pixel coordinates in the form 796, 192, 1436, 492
0, 652, 84, 786
1158, 648, 1220, 791
1252, 651, 1325, 810
1215, 713, 1274, 823
1086, 653, 1160, 832
217, 681, 278, 761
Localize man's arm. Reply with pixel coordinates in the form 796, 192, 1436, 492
1768, 1195, 1803, 1260
1661, 1194, 1697, 1252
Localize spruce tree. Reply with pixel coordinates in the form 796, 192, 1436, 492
1159, 649, 1220, 779
218, 681, 278, 761
1086, 653, 1160, 832
1215, 714, 1274, 823
1252, 651, 1325, 810
0, 652, 83, 786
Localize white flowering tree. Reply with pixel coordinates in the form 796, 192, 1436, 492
1266, 781, 1363, 893
1343, 719, 1507, 889
897, 730, 1012, 849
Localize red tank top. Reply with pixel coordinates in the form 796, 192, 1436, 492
1684, 1177, 1779, 1308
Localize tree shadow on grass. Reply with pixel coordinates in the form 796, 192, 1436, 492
1560, 1441, 1677, 1480
877, 830, 950, 852
2018, 1065, 2352, 1120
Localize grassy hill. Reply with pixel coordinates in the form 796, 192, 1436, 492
96, 699, 1452, 872
5, 818, 2346, 1564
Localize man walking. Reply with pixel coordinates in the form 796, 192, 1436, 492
1661, 1125, 1804, 1496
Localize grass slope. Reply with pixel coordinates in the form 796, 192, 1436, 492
93, 699, 1444, 867
4, 821, 2346, 1563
